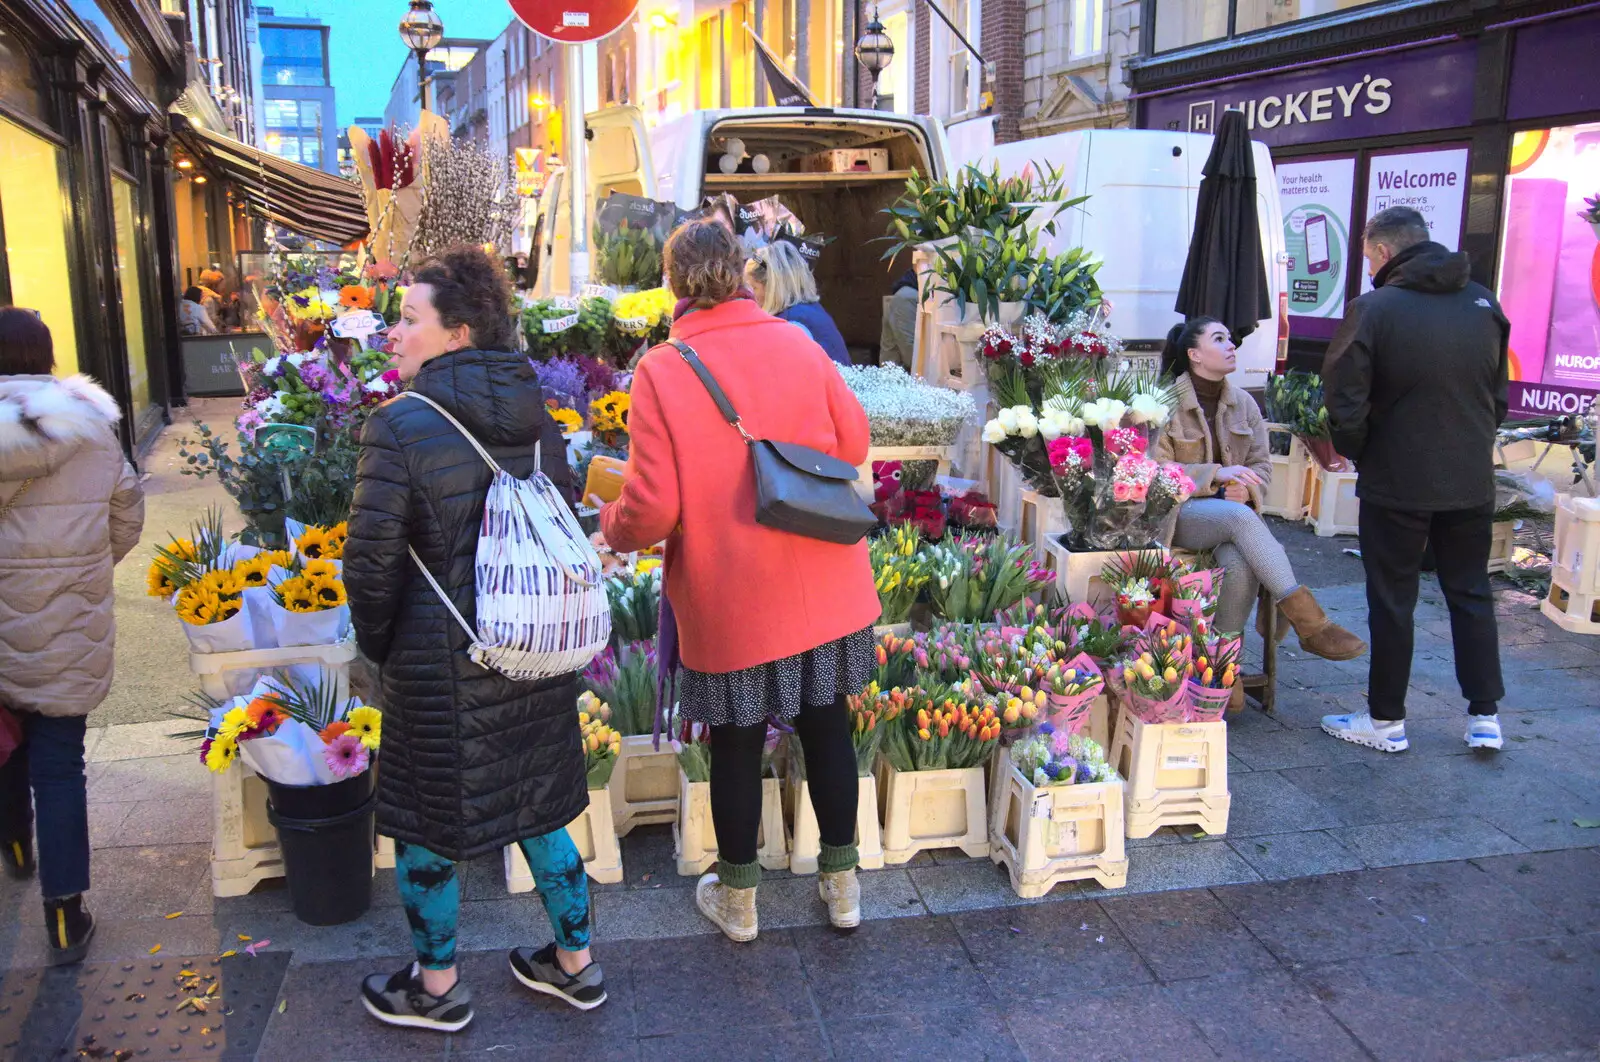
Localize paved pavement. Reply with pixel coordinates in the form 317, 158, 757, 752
2, 411, 1594, 1060
3, 849, 1597, 1060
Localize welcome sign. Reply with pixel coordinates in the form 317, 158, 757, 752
1143, 40, 1478, 149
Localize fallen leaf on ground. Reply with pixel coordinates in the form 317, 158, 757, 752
220, 950, 237, 958
1574, 818, 1600, 828
278, 999, 287, 1013
148, 945, 161, 955
237, 934, 252, 942
165, 912, 183, 920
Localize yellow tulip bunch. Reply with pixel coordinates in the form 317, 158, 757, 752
1118, 643, 1191, 701
578, 691, 622, 788
868, 526, 931, 625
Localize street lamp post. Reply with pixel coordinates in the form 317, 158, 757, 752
854, 8, 894, 111
399, 0, 444, 113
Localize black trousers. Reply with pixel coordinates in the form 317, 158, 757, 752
710, 697, 858, 866
1359, 501, 1505, 721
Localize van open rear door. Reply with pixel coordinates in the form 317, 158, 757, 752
535, 106, 654, 296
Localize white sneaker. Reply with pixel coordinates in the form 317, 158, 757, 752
1465, 715, 1504, 750
1321, 711, 1409, 753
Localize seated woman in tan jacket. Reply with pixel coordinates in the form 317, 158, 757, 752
1153, 317, 1365, 705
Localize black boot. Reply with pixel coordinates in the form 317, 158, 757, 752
2, 837, 34, 880
43, 895, 94, 966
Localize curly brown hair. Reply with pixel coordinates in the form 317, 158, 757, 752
411, 244, 517, 351
663, 219, 744, 308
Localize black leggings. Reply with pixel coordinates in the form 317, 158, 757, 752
709, 697, 858, 866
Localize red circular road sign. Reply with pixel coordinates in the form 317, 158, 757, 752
509, 0, 639, 43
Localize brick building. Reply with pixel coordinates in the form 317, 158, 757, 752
854, 0, 1134, 146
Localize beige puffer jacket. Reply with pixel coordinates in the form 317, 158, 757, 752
0, 375, 144, 717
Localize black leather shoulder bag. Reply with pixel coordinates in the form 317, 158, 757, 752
670, 339, 876, 545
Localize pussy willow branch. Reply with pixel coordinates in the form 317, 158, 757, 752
413, 136, 520, 260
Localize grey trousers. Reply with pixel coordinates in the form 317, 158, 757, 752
1172, 498, 1299, 633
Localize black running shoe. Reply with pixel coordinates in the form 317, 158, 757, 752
360, 962, 474, 1032
509, 943, 606, 1011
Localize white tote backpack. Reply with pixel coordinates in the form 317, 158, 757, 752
401, 392, 611, 680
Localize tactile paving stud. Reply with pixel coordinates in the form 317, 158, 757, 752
71, 952, 291, 1062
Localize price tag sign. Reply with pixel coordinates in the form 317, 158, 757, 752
551, 295, 581, 310
330, 310, 384, 340
581, 283, 619, 301
542, 312, 580, 334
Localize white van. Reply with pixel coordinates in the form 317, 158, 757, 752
533, 105, 949, 357
969, 129, 1290, 383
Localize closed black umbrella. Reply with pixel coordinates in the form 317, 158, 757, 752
1174, 108, 1270, 342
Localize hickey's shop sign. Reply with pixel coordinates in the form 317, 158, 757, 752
1143, 40, 1478, 149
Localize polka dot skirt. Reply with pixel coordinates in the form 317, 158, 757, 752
677, 626, 877, 728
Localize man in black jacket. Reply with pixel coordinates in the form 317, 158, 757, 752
1320, 206, 1510, 754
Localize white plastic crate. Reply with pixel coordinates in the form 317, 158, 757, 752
505, 785, 623, 890
1019, 489, 1070, 567
673, 771, 787, 876
877, 759, 990, 865
1043, 537, 1121, 610
1108, 707, 1231, 838
1488, 520, 1516, 575
1261, 426, 1313, 520
1307, 466, 1360, 537
787, 773, 885, 875
1541, 494, 1600, 635
989, 751, 1127, 896
611, 734, 679, 836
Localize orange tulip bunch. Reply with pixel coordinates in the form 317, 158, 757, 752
1190, 638, 1241, 691
882, 685, 1001, 771
845, 682, 908, 774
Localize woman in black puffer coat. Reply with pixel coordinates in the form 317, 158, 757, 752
345, 246, 606, 1032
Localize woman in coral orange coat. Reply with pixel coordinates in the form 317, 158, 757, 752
600, 220, 878, 942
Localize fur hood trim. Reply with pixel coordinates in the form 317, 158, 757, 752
0, 374, 121, 459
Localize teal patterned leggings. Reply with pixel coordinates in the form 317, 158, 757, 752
394, 832, 591, 970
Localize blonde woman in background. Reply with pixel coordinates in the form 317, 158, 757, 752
745, 241, 851, 365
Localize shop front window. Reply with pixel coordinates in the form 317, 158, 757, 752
112, 176, 151, 415
0, 118, 79, 375
1497, 122, 1600, 395
1154, 0, 1381, 52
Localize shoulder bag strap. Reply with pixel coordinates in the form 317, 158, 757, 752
399, 390, 543, 470
669, 339, 755, 445
0, 479, 35, 523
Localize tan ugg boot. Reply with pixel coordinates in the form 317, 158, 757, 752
818, 869, 861, 930
1277, 587, 1367, 661
695, 872, 758, 942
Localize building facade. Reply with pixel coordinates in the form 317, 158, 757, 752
384, 39, 487, 133
255, 9, 337, 173
1128, 0, 1600, 405
0, 0, 201, 456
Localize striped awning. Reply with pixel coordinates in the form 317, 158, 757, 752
173, 118, 370, 246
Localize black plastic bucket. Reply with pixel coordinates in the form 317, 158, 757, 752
265, 769, 377, 926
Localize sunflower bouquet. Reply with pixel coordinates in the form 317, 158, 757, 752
267, 558, 351, 647
548, 404, 584, 436
146, 507, 228, 600
578, 691, 623, 789
589, 390, 631, 443
291, 520, 348, 563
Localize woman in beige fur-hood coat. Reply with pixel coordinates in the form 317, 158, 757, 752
0, 373, 145, 717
